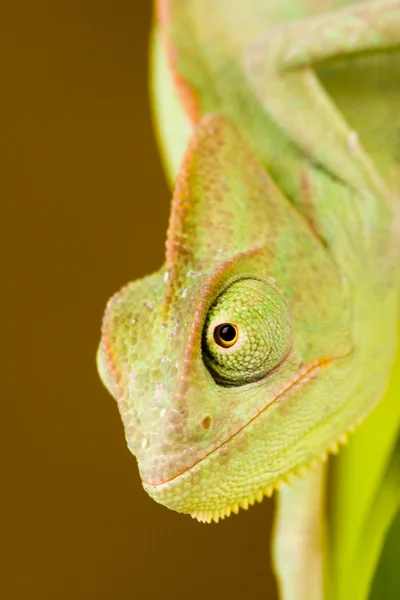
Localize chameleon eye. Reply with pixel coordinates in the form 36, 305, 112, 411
203, 279, 292, 386
214, 323, 238, 348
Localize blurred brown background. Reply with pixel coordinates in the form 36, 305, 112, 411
1, 2, 277, 598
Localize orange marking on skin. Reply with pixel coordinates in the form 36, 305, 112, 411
154, 0, 168, 25
299, 170, 327, 245
163, 116, 261, 319
172, 247, 265, 408
145, 356, 336, 488
161, 120, 211, 318
162, 121, 211, 315
101, 290, 126, 398
165, 162, 192, 267
155, 0, 202, 124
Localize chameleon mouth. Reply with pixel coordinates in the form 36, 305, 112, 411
144, 356, 334, 490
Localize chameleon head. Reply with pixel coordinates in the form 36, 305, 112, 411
98, 115, 359, 521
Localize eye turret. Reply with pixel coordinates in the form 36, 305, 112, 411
203, 279, 292, 386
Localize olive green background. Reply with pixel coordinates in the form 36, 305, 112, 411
1, 2, 277, 598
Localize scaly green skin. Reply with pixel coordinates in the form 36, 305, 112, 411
97, 0, 400, 523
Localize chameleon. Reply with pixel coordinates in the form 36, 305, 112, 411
97, 0, 400, 529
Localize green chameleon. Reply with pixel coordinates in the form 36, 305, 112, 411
97, 0, 400, 597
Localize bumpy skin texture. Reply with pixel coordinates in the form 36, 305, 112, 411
98, 0, 400, 521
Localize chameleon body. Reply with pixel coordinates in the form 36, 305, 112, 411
97, 0, 400, 523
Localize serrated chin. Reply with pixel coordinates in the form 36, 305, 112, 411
190, 427, 352, 524
191, 485, 273, 523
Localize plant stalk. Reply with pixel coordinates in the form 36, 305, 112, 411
272, 462, 327, 600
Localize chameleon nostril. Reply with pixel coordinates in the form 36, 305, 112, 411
202, 416, 212, 430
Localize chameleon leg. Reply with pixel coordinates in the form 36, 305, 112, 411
278, 0, 400, 71
245, 0, 400, 196
273, 463, 327, 600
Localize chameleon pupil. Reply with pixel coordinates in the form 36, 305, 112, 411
214, 323, 238, 347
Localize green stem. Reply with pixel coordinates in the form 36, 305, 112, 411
272, 463, 327, 600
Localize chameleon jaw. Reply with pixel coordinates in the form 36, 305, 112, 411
143, 355, 354, 522
191, 427, 352, 524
